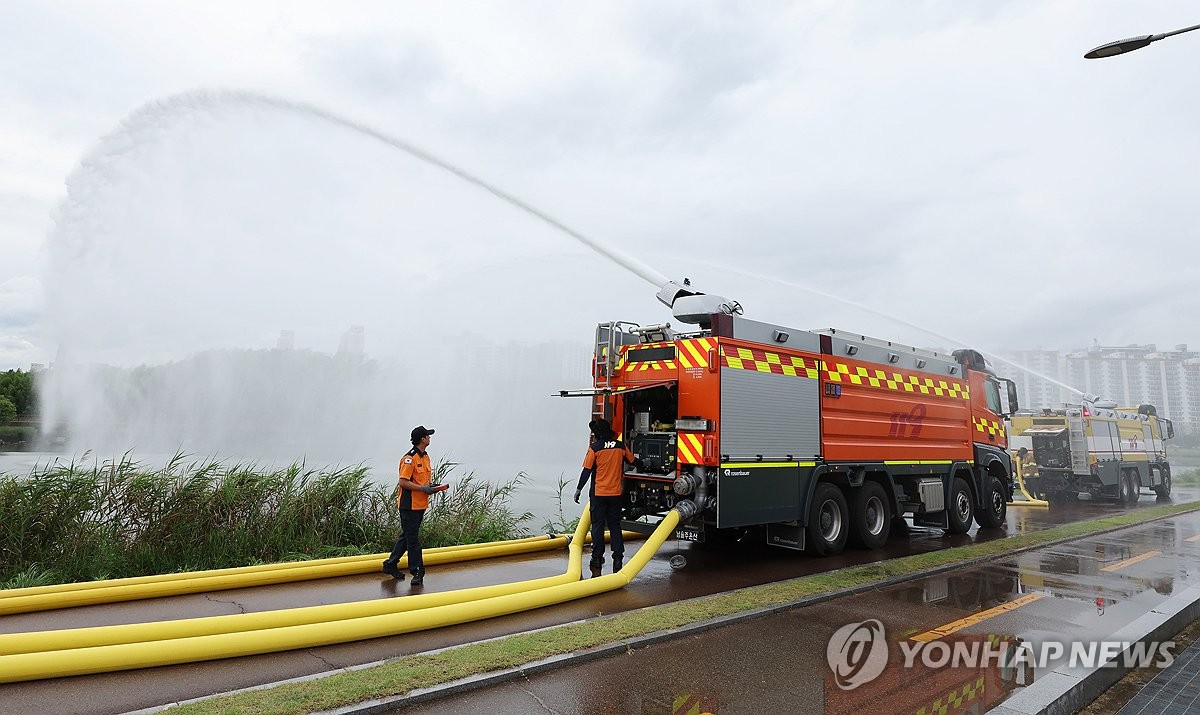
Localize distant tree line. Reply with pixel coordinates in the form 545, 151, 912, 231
0, 368, 37, 427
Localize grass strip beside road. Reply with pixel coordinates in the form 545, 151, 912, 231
171, 500, 1200, 715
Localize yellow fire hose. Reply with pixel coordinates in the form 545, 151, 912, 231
1007, 469, 1049, 507
0, 537, 577, 616
0, 513, 589, 656
0, 509, 681, 683
0, 534, 559, 601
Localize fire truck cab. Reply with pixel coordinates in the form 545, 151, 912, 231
561, 287, 1019, 557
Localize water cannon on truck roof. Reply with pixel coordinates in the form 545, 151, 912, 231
654, 278, 743, 328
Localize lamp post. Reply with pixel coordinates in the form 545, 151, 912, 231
1084, 22, 1200, 58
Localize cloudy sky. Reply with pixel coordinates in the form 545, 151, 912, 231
3, 0, 1200, 373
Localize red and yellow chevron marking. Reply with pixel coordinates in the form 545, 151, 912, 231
618, 338, 717, 373
719, 345, 820, 379
916, 675, 986, 715
676, 338, 717, 368
824, 362, 970, 400
620, 341, 969, 403
973, 416, 1004, 437
677, 432, 704, 465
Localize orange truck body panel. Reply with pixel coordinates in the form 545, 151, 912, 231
609, 337, 1004, 467
820, 351, 976, 463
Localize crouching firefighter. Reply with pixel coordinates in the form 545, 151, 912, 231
574, 418, 643, 578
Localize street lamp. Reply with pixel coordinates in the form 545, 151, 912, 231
1084, 22, 1200, 58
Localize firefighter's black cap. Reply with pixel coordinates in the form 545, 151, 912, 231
589, 418, 612, 437
411, 425, 436, 443
1018, 446, 1028, 456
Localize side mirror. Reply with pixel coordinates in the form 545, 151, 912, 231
1003, 379, 1020, 417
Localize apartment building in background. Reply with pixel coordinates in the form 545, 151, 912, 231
999, 344, 1200, 434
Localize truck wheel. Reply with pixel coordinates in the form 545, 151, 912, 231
946, 477, 973, 534
807, 482, 849, 556
1128, 470, 1142, 504
1154, 467, 1172, 500
1118, 471, 1135, 505
849, 481, 892, 550
975, 476, 1007, 529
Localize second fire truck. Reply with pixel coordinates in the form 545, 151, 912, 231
561, 280, 1021, 558
1011, 403, 1174, 505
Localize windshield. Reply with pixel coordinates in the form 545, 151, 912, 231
985, 379, 1002, 415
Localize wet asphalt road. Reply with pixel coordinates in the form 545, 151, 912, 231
410, 494, 1200, 715
1, 489, 1196, 715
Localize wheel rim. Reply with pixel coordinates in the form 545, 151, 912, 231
991, 489, 1005, 516
819, 499, 843, 541
955, 490, 971, 522
864, 496, 885, 536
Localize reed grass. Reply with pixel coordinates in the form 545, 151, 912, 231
0, 453, 531, 587
541, 473, 582, 535
421, 462, 534, 547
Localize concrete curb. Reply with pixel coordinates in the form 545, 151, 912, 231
139, 504, 1200, 714
986, 583, 1200, 715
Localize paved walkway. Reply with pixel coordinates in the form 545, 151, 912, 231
1117, 635, 1200, 715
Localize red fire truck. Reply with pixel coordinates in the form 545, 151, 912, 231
561, 281, 1020, 557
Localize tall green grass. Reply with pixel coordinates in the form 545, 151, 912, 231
540, 473, 581, 535
421, 462, 534, 546
0, 453, 531, 588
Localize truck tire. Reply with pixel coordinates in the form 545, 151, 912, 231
849, 481, 892, 550
807, 482, 849, 556
946, 477, 973, 534
1127, 470, 1142, 504
1118, 471, 1135, 505
1154, 467, 1172, 500
975, 476, 1007, 529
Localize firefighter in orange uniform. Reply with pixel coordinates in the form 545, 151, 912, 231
382, 425, 447, 586
574, 418, 643, 578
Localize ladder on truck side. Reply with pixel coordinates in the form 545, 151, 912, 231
590, 321, 647, 423
591, 323, 620, 422
556, 322, 642, 421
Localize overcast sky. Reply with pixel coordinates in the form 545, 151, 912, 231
3, 1, 1200, 373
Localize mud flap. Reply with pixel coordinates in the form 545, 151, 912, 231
766, 521, 805, 550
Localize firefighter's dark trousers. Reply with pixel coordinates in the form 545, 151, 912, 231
386, 508, 426, 574
589, 495, 624, 567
